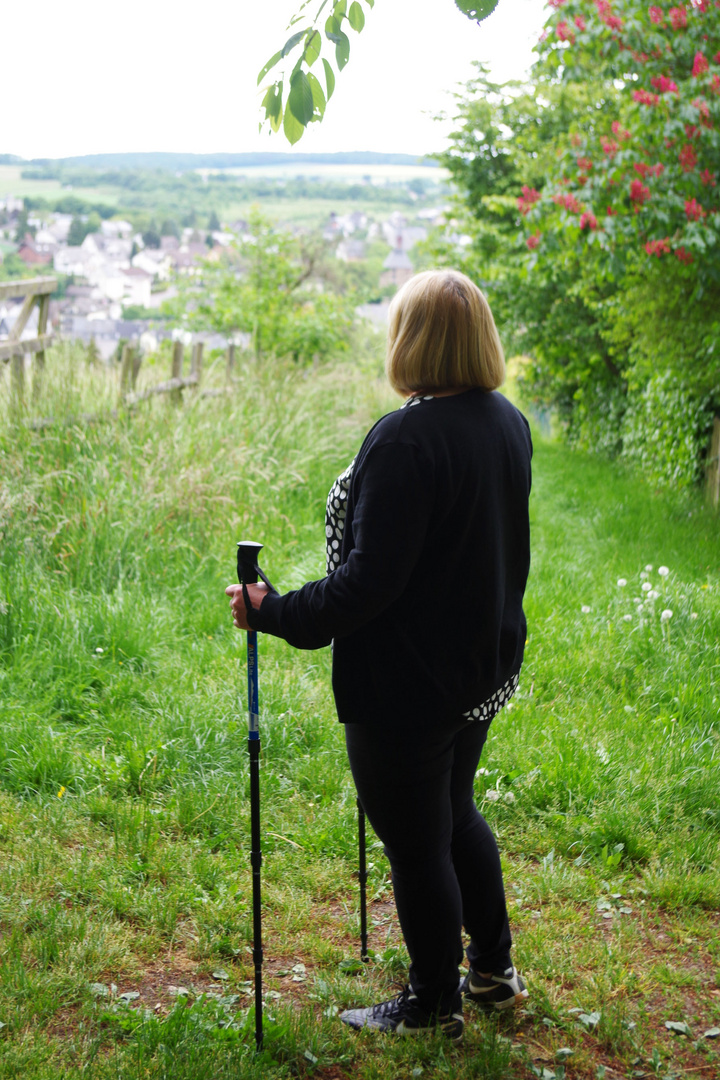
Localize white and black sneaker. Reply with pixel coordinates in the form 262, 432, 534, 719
339, 987, 464, 1041
460, 966, 529, 1011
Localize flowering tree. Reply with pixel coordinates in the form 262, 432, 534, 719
522, 1, 720, 285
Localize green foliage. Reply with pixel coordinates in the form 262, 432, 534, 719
431, 8, 720, 489
0, 252, 31, 280
259, 0, 499, 143
185, 211, 355, 363
67, 214, 100, 247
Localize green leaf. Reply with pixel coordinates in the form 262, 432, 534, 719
257, 49, 283, 86
364, 0, 374, 7
281, 29, 306, 57
304, 28, 321, 66
665, 1020, 693, 1036
335, 30, 350, 69
283, 106, 305, 145
306, 71, 326, 120
348, 1, 365, 31
325, 14, 343, 42
322, 58, 335, 100
288, 71, 314, 126
333, 0, 347, 16
454, 0, 500, 23
261, 82, 283, 132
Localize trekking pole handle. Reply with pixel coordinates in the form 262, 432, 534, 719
237, 540, 264, 586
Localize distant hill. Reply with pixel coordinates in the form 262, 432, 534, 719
23, 152, 439, 172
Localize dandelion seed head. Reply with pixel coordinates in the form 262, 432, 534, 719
581, 605, 591, 614
642, 582, 652, 593
633, 597, 642, 604
644, 564, 653, 573
617, 578, 627, 587
624, 705, 634, 713
485, 789, 501, 802
661, 609, 673, 622
640, 571, 649, 580
96, 647, 104, 654
658, 566, 669, 577
503, 792, 516, 804
622, 614, 632, 622
690, 612, 698, 620
647, 589, 660, 600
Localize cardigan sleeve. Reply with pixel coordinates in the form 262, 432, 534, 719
247, 438, 432, 649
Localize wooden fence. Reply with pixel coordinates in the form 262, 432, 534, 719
706, 416, 720, 511
0, 276, 55, 402
1, 276, 240, 427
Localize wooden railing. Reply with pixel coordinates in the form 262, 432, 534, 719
0, 276, 55, 401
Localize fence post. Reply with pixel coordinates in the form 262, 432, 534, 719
171, 340, 183, 405
131, 349, 142, 390
706, 416, 720, 511
227, 343, 236, 379
11, 351, 25, 413
119, 343, 134, 400
33, 293, 50, 402
190, 341, 204, 386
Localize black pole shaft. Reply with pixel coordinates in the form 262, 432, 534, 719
249, 724, 263, 1051
357, 798, 369, 962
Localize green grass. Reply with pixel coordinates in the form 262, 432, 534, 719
0, 345, 718, 1078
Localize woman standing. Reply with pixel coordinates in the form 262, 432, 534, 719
227, 269, 532, 1041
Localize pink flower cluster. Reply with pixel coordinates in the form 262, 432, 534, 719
575, 15, 587, 30
526, 233, 542, 250
700, 168, 717, 185
580, 212, 599, 229
649, 5, 665, 23
645, 237, 671, 255
634, 89, 660, 104
557, 21, 576, 42
669, 5, 688, 28
602, 138, 620, 155
679, 143, 699, 170
612, 121, 632, 140
692, 52, 709, 76
650, 75, 679, 92
577, 157, 594, 171
630, 179, 652, 203
553, 192, 584, 213
675, 246, 693, 263
517, 186, 542, 215
685, 197, 706, 220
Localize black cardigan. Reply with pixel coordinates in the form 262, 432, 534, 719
248, 389, 532, 728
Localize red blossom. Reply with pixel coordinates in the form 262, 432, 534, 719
575, 15, 587, 30
630, 179, 652, 203
556, 20, 576, 42
518, 186, 542, 214
596, 0, 612, 16
553, 192, 584, 213
712, 75, 720, 95
606, 206, 618, 215
547, 0, 567, 6
645, 237, 671, 255
634, 89, 660, 104
571, 133, 583, 147
612, 121, 632, 140
634, 162, 652, 177
602, 138, 620, 155
526, 233, 542, 250
649, 5, 665, 23
692, 52, 710, 76
679, 143, 699, 170
675, 246, 693, 263
685, 197, 707, 220
692, 97, 711, 118
606, 13, 624, 28
577, 157, 594, 170
668, 5, 688, 28
650, 163, 665, 176
700, 168, 717, 185
685, 123, 700, 139
650, 75, 679, 92
580, 212, 599, 230
631, 50, 650, 63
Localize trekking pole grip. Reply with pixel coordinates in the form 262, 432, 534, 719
237, 540, 264, 587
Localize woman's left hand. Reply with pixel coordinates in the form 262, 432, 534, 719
225, 583, 269, 630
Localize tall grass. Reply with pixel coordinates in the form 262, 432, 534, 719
0, 343, 718, 1078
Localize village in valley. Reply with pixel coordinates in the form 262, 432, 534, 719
0, 159, 451, 363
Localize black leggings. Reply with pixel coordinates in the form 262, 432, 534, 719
345, 717, 512, 1013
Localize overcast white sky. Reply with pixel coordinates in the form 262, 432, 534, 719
4, 0, 548, 160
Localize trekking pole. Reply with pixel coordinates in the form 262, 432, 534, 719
357, 799, 369, 963
236, 540, 266, 1052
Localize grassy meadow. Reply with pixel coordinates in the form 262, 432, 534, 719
0, 344, 718, 1079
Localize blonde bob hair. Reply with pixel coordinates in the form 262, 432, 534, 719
385, 269, 505, 395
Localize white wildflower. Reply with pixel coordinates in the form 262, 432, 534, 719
485, 789, 501, 802
622, 614, 632, 622
641, 582, 652, 593
647, 590, 660, 600
633, 597, 642, 605
660, 609, 673, 622
658, 566, 669, 577
503, 792, 516, 804
637, 604, 644, 612
95, 647, 104, 654
476, 767, 490, 777
690, 612, 698, 620
581, 605, 591, 614
617, 578, 627, 587
644, 564, 653, 572
640, 571, 649, 581
624, 705, 634, 713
